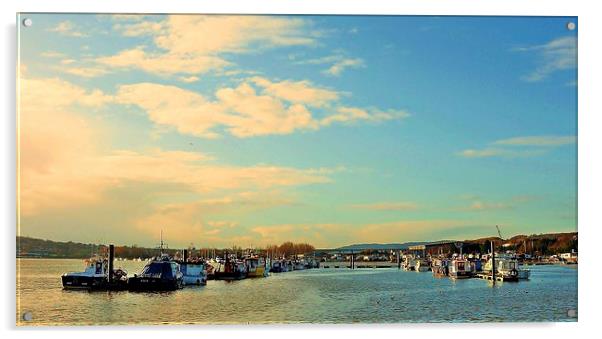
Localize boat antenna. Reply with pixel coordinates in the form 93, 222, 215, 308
159, 229, 166, 256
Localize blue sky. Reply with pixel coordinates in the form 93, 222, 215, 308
18, 14, 577, 248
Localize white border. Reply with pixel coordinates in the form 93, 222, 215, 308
2, 0, 600, 338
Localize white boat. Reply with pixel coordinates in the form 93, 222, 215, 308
294, 260, 306, 270
402, 255, 416, 271
61, 254, 128, 290
180, 260, 208, 285
483, 254, 520, 281
449, 259, 473, 279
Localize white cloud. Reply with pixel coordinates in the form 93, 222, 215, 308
494, 135, 576, 147
298, 54, 365, 76
249, 76, 340, 108
103, 15, 316, 76
96, 47, 229, 76
179, 76, 200, 83
48, 21, 88, 38
116, 80, 409, 138
320, 106, 409, 126
324, 58, 365, 76
517, 36, 577, 82
459, 135, 575, 158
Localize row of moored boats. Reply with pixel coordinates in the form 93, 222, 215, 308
403, 253, 530, 281
61, 248, 320, 291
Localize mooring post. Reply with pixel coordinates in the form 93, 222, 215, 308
397, 250, 401, 269
108, 244, 114, 284
491, 240, 496, 284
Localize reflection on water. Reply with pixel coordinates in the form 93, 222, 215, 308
16, 259, 577, 325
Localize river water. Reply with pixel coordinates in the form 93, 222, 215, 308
16, 258, 577, 325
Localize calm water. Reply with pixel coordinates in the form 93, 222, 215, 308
16, 259, 577, 325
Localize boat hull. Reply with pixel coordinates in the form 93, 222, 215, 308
183, 275, 207, 286
449, 272, 473, 279
247, 266, 267, 278
214, 271, 247, 280
62, 275, 108, 290
128, 277, 183, 291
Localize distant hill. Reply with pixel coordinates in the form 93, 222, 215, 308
17, 231, 577, 258
336, 242, 431, 251
333, 232, 577, 255
16, 236, 159, 259
464, 232, 578, 255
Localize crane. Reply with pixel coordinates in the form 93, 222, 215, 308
496, 225, 503, 239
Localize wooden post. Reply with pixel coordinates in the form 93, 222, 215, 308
183, 249, 188, 262
397, 250, 401, 269
108, 244, 114, 284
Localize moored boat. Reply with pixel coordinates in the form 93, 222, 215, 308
431, 258, 449, 277
61, 255, 128, 290
246, 257, 269, 278
214, 255, 247, 280
293, 259, 306, 270
483, 255, 520, 282
449, 259, 474, 279
179, 260, 208, 286
402, 255, 416, 271
128, 255, 184, 291
270, 259, 286, 273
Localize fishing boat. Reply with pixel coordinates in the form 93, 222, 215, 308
61, 255, 128, 290
245, 257, 269, 278
483, 255, 520, 282
308, 258, 320, 269
270, 259, 285, 273
431, 258, 449, 277
179, 260, 208, 286
176, 250, 208, 286
128, 255, 184, 291
293, 259, 306, 270
213, 255, 247, 280
448, 259, 474, 279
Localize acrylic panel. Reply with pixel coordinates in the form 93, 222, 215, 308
16, 13, 578, 325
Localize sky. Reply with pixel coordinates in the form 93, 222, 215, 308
17, 14, 577, 249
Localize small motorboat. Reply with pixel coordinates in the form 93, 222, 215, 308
245, 257, 268, 278
483, 255, 521, 282
270, 260, 285, 273
449, 259, 474, 279
128, 255, 184, 291
431, 258, 449, 277
61, 256, 128, 290
402, 255, 416, 271
214, 255, 247, 280
293, 260, 306, 271
180, 260, 208, 286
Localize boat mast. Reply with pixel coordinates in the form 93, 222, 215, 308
159, 229, 165, 256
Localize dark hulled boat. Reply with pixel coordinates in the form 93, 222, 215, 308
128, 256, 184, 291
213, 255, 247, 280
